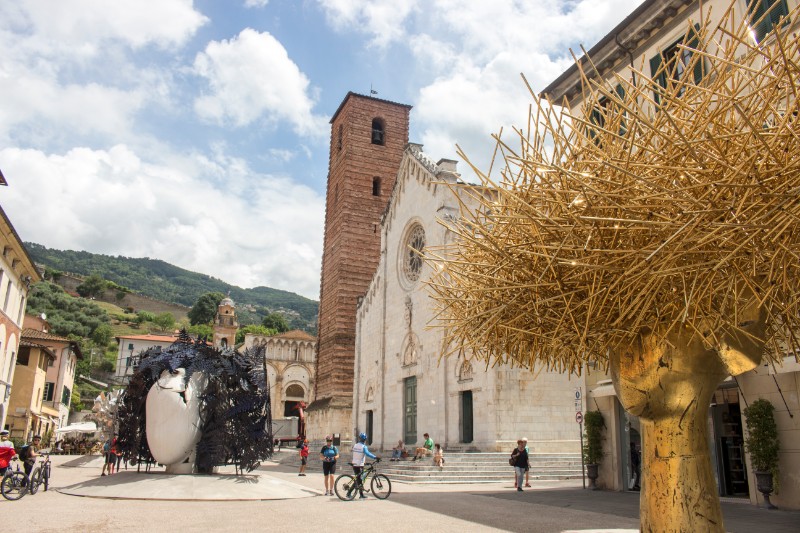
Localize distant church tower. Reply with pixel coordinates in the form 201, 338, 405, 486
213, 296, 238, 349
306, 92, 411, 440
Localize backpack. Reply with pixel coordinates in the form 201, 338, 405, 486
19, 445, 32, 461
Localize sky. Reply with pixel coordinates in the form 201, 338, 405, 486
0, 0, 644, 301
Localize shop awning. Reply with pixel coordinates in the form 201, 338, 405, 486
55, 422, 97, 435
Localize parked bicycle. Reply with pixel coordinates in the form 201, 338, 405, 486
1, 457, 28, 501
334, 459, 391, 501
28, 452, 51, 494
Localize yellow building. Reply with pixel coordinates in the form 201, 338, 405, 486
6, 334, 55, 441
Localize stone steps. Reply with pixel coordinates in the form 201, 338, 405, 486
272, 450, 584, 484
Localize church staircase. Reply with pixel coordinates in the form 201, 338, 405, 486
272, 447, 583, 484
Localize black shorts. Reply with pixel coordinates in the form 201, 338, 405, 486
105, 452, 116, 464
301, 457, 307, 466
322, 461, 336, 475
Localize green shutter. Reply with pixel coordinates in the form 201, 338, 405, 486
748, 0, 790, 42
650, 53, 665, 105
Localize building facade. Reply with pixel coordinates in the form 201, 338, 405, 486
6, 333, 55, 441
115, 334, 177, 382
540, 0, 800, 509
0, 203, 41, 430
353, 145, 583, 452
243, 329, 316, 420
307, 92, 412, 440
22, 314, 81, 436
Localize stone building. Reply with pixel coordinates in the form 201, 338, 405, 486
540, 0, 800, 509
243, 330, 316, 421
353, 144, 582, 452
115, 333, 177, 382
307, 93, 412, 440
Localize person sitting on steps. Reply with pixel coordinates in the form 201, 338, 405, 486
413, 433, 434, 461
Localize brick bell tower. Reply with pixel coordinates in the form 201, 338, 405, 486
306, 92, 411, 441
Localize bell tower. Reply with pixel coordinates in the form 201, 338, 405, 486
213, 296, 238, 349
307, 92, 411, 440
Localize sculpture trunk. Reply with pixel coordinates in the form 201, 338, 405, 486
639, 389, 721, 531
612, 328, 729, 533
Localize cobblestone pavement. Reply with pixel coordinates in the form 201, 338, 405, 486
3, 456, 798, 533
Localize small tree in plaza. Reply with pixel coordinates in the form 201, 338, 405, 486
426, 4, 800, 531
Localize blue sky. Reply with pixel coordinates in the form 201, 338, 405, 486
0, 0, 643, 300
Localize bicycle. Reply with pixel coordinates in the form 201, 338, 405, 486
28, 453, 51, 495
1, 457, 28, 500
334, 459, 391, 501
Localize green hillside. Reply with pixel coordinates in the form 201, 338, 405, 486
26, 242, 318, 332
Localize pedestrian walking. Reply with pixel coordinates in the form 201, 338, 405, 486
298, 439, 309, 476
320, 435, 339, 495
511, 439, 528, 492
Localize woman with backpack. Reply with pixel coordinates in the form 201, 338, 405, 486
510, 439, 528, 492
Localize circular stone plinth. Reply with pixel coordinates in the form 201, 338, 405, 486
58, 470, 319, 501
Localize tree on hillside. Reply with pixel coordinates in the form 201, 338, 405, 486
91, 323, 113, 347
153, 312, 176, 332
76, 273, 108, 299
236, 325, 277, 344
262, 312, 289, 333
188, 292, 225, 325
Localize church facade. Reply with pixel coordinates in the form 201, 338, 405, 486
353, 144, 583, 453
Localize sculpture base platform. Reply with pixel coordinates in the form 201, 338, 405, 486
57, 470, 318, 501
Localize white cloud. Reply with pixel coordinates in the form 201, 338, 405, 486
0, 145, 325, 299
316, 0, 420, 47
244, 0, 270, 7
2, 0, 208, 57
316, 0, 644, 177
193, 29, 327, 136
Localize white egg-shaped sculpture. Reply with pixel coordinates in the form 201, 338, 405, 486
146, 369, 207, 473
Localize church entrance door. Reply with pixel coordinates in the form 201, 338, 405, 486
404, 376, 417, 445
461, 391, 473, 443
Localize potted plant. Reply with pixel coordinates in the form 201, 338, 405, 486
583, 410, 605, 489
743, 398, 780, 509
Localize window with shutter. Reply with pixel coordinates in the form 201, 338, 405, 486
747, 0, 790, 42
650, 24, 705, 105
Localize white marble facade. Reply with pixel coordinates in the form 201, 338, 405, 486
353, 144, 584, 453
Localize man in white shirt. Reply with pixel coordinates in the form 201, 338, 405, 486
351, 432, 378, 498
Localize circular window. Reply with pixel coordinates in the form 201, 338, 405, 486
401, 224, 426, 284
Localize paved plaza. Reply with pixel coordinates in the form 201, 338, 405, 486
2, 456, 798, 532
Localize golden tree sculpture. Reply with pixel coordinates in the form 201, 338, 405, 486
426, 3, 799, 531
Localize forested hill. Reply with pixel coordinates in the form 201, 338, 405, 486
25, 243, 318, 330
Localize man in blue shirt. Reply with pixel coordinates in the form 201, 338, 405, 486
320, 435, 339, 496
351, 432, 378, 498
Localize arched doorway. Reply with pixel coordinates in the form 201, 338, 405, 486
283, 384, 306, 417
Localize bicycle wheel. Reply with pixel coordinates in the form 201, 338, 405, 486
370, 474, 392, 499
334, 474, 356, 501
43, 464, 50, 491
28, 468, 41, 495
1, 472, 28, 500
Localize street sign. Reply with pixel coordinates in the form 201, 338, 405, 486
576, 412, 583, 424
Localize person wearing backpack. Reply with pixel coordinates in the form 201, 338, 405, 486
320, 435, 339, 496
21, 435, 41, 479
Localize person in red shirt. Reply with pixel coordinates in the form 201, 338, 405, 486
298, 439, 309, 476
0, 430, 16, 475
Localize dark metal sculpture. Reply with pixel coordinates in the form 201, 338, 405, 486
117, 331, 273, 473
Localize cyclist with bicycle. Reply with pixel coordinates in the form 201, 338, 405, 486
351, 432, 379, 499
20, 435, 41, 480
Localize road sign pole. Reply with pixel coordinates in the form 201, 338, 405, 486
579, 420, 585, 489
